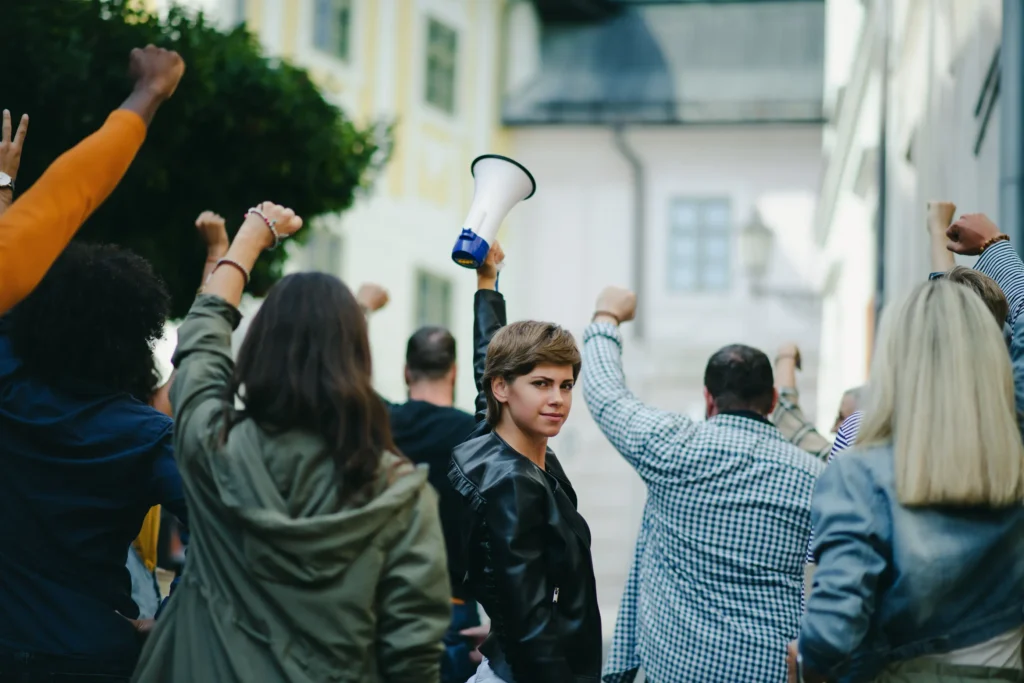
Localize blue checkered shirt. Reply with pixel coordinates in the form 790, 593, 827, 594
583, 323, 825, 683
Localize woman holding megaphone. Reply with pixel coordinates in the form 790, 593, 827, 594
449, 243, 603, 683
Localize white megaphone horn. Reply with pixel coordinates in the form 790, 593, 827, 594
451, 154, 536, 269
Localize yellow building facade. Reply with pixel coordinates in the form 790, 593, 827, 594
155, 0, 512, 406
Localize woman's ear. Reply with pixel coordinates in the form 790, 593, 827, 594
491, 376, 510, 404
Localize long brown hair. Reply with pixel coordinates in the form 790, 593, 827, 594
227, 272, 397, 505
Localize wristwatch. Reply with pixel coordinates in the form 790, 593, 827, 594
0, 172, 14, 194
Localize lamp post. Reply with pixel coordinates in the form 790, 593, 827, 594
738, 211, 819, 309
738, 210, 774, 287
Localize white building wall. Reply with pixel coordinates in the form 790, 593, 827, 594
816, 0, 1002, 423
506, 125, 825, 633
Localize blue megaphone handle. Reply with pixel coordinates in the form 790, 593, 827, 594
451, 228, 491, 269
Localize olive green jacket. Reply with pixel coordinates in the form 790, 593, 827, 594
133, 295, 451, 683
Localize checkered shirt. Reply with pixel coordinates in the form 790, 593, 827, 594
583, 323, 825, 683
771, 388, 832, 462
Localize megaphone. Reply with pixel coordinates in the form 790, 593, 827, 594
451, 154, 536, 269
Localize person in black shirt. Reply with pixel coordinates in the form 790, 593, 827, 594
357, 284, 480, 683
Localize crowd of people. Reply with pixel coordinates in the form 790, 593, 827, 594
1, 45, 1023, 683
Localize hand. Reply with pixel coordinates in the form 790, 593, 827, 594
460, 624, 490, 665
0, 109, 29, 182
477, 241, 505, 286
594, 286, 637, 324
946, 213, 1002, 256
238, 201, 304, 250
776, 343, 802, 370
129, 45, 186, 101
787, 641, 799, 683
356, 283, 390, 313
195, 211, 229, 258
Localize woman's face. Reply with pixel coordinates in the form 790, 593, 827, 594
495, 363, 575, 439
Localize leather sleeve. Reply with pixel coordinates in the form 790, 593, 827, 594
472, 289, 507, 424
482, 473, 572, 682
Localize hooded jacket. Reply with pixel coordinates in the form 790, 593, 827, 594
132, 295, 451, 683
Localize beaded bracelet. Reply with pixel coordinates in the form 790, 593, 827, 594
207, 258, 250, 286
979, 233, 1010, 253
245, 206, 283, 250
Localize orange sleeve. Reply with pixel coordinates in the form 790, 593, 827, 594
0, 109, 147, 315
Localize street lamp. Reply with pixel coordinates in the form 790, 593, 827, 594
738, 210, 819, 309
738, 210, 775, 287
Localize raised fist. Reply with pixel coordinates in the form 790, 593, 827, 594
595, 286, 637, 324
477, 241, 505, 282
946, 213, 1002, 256
241, 202, 304, 250
129, 45, 185, 101
195, 211, 229, 255
356, 283, 390, 313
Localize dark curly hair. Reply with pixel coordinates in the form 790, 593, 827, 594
8, 242, 170, 402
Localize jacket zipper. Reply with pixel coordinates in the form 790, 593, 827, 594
552, 587, 560, 604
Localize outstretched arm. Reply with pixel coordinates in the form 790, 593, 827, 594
583, 287, 699, 483
0, 46, 185, 316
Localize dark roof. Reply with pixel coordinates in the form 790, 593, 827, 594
505, 1, 825, 125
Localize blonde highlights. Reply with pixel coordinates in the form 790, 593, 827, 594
482, 321, 581, 426
857, 280, 1024, 507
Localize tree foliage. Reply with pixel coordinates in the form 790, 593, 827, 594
1, 0, 387, 317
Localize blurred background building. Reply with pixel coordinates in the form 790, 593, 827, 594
150, 0, 829, 641
813, 0, 1016, 427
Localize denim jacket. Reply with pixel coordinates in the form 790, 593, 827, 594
801, 443, 1024, 682
800, 243, 1024, 682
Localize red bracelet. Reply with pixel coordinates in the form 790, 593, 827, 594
980, 234, 1010, 253
207, 258, 250, 286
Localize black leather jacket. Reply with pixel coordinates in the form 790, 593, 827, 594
448, 289, 602, 683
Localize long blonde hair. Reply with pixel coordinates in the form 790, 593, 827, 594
857, 280, 1024, 507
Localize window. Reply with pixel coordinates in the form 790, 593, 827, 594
424, 18, 458, 114
303, 230, 344, 275
667, 199, 732, 292
415, 270, 453, 328
313, 0, 353, 61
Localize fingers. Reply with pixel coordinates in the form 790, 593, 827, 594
1, 110, 10, 144
12, 114, 28, 149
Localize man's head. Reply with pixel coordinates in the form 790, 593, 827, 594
703, 344, 777, 418
405, 326, 457, 404
944, 266, 1009, 327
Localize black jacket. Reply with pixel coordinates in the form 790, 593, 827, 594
448, 289, 602, 683
388, 400, 476, 596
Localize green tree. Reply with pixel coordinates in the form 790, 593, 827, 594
0, 0, 388, 317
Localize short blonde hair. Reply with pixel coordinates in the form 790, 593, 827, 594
857, 280, 1024, 507
482, 321, 581, 427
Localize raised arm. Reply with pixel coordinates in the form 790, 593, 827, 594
170, 203, 303, 461
582, 287, 699, 481
0, 46, 184, 316
150, 211, 232, 417
772, 343, 831, 461
948, 213, 1024, 324
472, 243, 505, 423
0, 109, 29, 218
